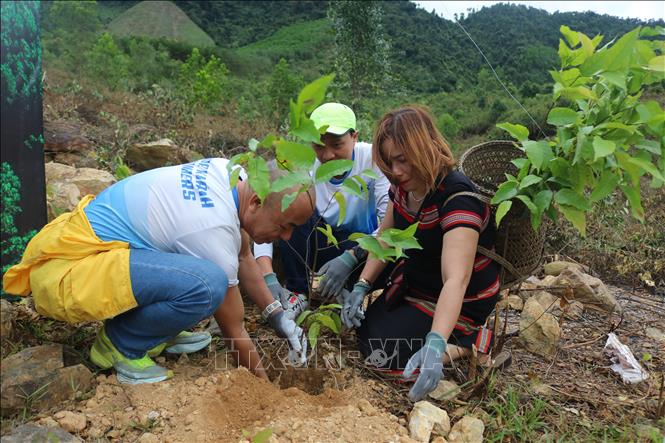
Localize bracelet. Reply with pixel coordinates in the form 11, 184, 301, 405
357, 278, 373, 289
261, 300, 282, 320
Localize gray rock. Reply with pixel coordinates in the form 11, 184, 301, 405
45, 162, 115, 220
496, 294, 524, 311
429, 380, 461, 401
126, 138, 195, 171
447, 416, 484, 443
1, 423, 82, 442
519, 297, 561, 358
552, 268, 620, 313
409, 401, 450, 442
543, 261, 583, 276
1, 345, 93, 416
44, 121, 91, 153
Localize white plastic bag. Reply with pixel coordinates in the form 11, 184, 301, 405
603, 333, 648, 384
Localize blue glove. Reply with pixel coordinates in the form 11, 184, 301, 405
341, 280, 371, 328
316, 251, 358, 301
268, 309, 304, 353
264, 272, 294, 307
403, 331, 447, 402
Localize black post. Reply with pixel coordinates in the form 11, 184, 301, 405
1, 1, 46, 279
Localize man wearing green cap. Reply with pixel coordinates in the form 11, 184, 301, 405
254, 102, 390, 309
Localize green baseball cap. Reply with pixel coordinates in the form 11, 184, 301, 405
310, 102, 356, 135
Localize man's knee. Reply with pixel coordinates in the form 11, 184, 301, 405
184, 260, 228, 316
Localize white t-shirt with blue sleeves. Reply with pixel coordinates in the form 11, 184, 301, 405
85, 158, 243, 287
254, 142, 390, 259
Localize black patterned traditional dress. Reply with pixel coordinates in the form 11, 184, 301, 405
357, 170, 500, 372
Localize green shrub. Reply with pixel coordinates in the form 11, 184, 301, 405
178, 48, 229, 112
85, 33, 129, 90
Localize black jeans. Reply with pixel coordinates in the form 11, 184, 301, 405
278, 211, 393, 294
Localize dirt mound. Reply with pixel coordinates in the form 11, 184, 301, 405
77, 367, 411, 442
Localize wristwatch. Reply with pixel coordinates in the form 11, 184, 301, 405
261, 300, 282, 320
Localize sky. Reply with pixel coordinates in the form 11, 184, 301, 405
413, 1, 665, 22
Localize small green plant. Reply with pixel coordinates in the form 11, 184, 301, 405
494, 25, 664, 236
242, 428, 273, 443
228, 74, 421, 350
178, 48, 229, 112
18, 381, 52, 421
114, 156, 132, 180
85, 33, 129, 90
296, 303, 342, 349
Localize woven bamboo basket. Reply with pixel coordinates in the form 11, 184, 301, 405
458, 140, 546, 288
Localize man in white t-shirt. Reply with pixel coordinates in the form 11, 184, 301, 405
6, 158, 315, 384
254, 103, 390, 310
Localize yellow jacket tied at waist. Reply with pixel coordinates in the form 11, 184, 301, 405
2, 195, 137, 323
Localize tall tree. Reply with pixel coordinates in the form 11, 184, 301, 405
327, 0, 391, 110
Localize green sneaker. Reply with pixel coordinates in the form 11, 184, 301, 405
90, 327, 173, 385
146, 330, 212, 357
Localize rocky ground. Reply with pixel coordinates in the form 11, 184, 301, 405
1, 261, 664, 442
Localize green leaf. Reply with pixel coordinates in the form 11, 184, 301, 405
627, 157, 665, 182
592, 137, 616, 161
341, 177, 364, 199
495, 200, 512, 226
560, 25, 580, 47
316, 224, 339, 247
560, 86, 596, 101
271, 171, 311, 193
333, 192, 346, 226
275, 140, 316, 170
360, 168, 379, 179
330, 311, 342, 335
616, 151, 646, 185
589, 170, 619, 202
229, 167, 242, 189
315, 159, 354, 183
511, 158, 530, 170
547, 107, 579, 126
533, 189, 553, 214
298, 74, 335, 114
281, 191, 299, 213
581, 28, 640, 76
296, 310, 312, 326
620, 184, 645, 221
308, 322, 321, 349
515, 195, 541, 231
554, 189, 590, 211
258, 134, 277, 149
290, 116, 323, 144
247, 157, 270, 202
496, 123, 529, 142
380, 225, 422, 251
251, 428, 273, 443
519, 175, 543, 189
318, 303, 342, 310
354, 235, 397, 262
600, 71, 627, 90
316, 314, 340, 334
635, 139, 662, 155
647, 55, 665, 72
560, 206, 586, 236
523, 140, 554, 172
491, 180, 518, 204
248, 138, 259, 152
549, 157, 570, 179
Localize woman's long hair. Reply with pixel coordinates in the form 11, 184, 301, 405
373, 105, 455, 193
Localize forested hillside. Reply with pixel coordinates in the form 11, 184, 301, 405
95, 0, 659, 96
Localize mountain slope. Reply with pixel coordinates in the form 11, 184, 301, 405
108, 0, 215, 48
